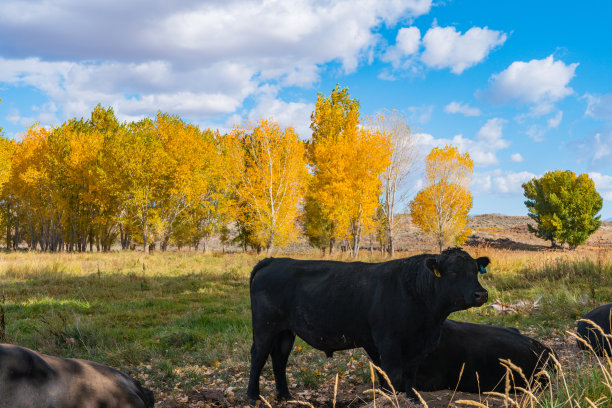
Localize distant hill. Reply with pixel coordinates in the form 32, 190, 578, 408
392, 213, 612, 252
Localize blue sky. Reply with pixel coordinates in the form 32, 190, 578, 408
1, 0, 612, 218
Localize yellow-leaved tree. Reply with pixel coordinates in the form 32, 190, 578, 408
306, 85, 391, 257
224, 118, 308, 253
171, 129, 231, 252
409, 145, 473, 253
4, 125, 61, 250
0, 106, 17, 248
110, 118, 165, 252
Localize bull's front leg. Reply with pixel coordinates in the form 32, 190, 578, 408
375, 339, 405, 395
377, 338, 421, 403
402, 363, 419, 402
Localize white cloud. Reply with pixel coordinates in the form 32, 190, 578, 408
396, 27, 421, 56
585, 94, 612, 120
494, 171, 536, 193
0, 0, 433, 127
444, 101, 482, 116
5, 103, 60, 128
421, 26, 506, 74
589, 172, 612, 201
246, 94, 315, 139
414, 118, 509, 167
382, 27, 421, 69
510, 153, 524, 162
472, 170, 536, 194
570, 125, 612, 169
406, 105, 434, 124
547, 111, 563, 129
0, 58, 257, 125
475, 118, 509, 147
525, 125, 545, 142
485, 55, 578, 113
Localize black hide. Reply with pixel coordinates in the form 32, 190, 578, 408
415, 320, 556, 393
247, 247, 490, 402
577, 302, 612, 356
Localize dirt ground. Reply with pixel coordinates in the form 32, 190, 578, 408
156, 335, 582, 408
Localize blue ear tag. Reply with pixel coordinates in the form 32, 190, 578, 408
479, 265, 487, 274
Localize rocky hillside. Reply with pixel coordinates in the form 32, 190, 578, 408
389, 213, 612, 252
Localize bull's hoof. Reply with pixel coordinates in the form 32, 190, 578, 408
276, 391, 292, 402
405, 390, 420, 404
247, 394, 259, 407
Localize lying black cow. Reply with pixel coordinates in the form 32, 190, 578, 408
577, 302, 612, 356
0, 343, 154, 408
415, 320, 556, 393
247, 247, 490, 402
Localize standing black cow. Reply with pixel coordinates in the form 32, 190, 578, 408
415, 320, 556, 393
577, 302, 612, 356
247, 248, 490, 403
0, 343, 154, 408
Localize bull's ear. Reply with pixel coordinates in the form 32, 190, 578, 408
476, 257, 490, 274
476, 257, 490, 268
425, 257, 441, 278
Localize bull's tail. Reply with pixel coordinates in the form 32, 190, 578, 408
250, 258, 274, 287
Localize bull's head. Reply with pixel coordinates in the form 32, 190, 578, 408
426, 248, 490, 311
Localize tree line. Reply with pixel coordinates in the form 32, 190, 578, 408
0, 88, 435, 254
1, 88, 601, 255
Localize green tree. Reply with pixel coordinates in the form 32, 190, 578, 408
522, 170, 602, 249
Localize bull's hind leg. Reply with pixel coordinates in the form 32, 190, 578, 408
364, 346, 390, 391
270, 330, 295, 401
247, 333, 275, 404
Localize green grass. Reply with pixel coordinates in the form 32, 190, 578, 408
1, 248, 612, 406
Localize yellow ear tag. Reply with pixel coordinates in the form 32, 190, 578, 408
434, 268, 441, 278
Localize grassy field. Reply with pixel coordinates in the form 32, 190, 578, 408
1, 247, 612, 407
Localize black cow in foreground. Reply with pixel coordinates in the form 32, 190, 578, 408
415, 320, 556, 393
0, 343, 154, 408
577, 302, 612, 356
247, 248, 490, 403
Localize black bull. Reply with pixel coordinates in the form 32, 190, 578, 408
247, 248, 490, 402
577, 302, 612, 356
415, 320, 556, 393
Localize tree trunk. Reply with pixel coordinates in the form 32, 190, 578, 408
351, 220, 362, 258
143, 231, 148, 253
161, 235, 170, 251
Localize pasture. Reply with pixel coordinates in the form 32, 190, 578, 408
1, 247, 612, 407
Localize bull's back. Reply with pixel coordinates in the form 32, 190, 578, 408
251, 258, 376, 307
250, 258, 381, 348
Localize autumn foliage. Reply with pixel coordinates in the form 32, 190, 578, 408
305, 86, 391, 257
224, 119, 308, 253
410, 145, 473, 253
0, 89, 481, 255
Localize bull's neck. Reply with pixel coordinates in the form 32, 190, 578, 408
421, 279, 455, 324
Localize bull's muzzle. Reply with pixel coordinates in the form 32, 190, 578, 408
473, 290, 488, 306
